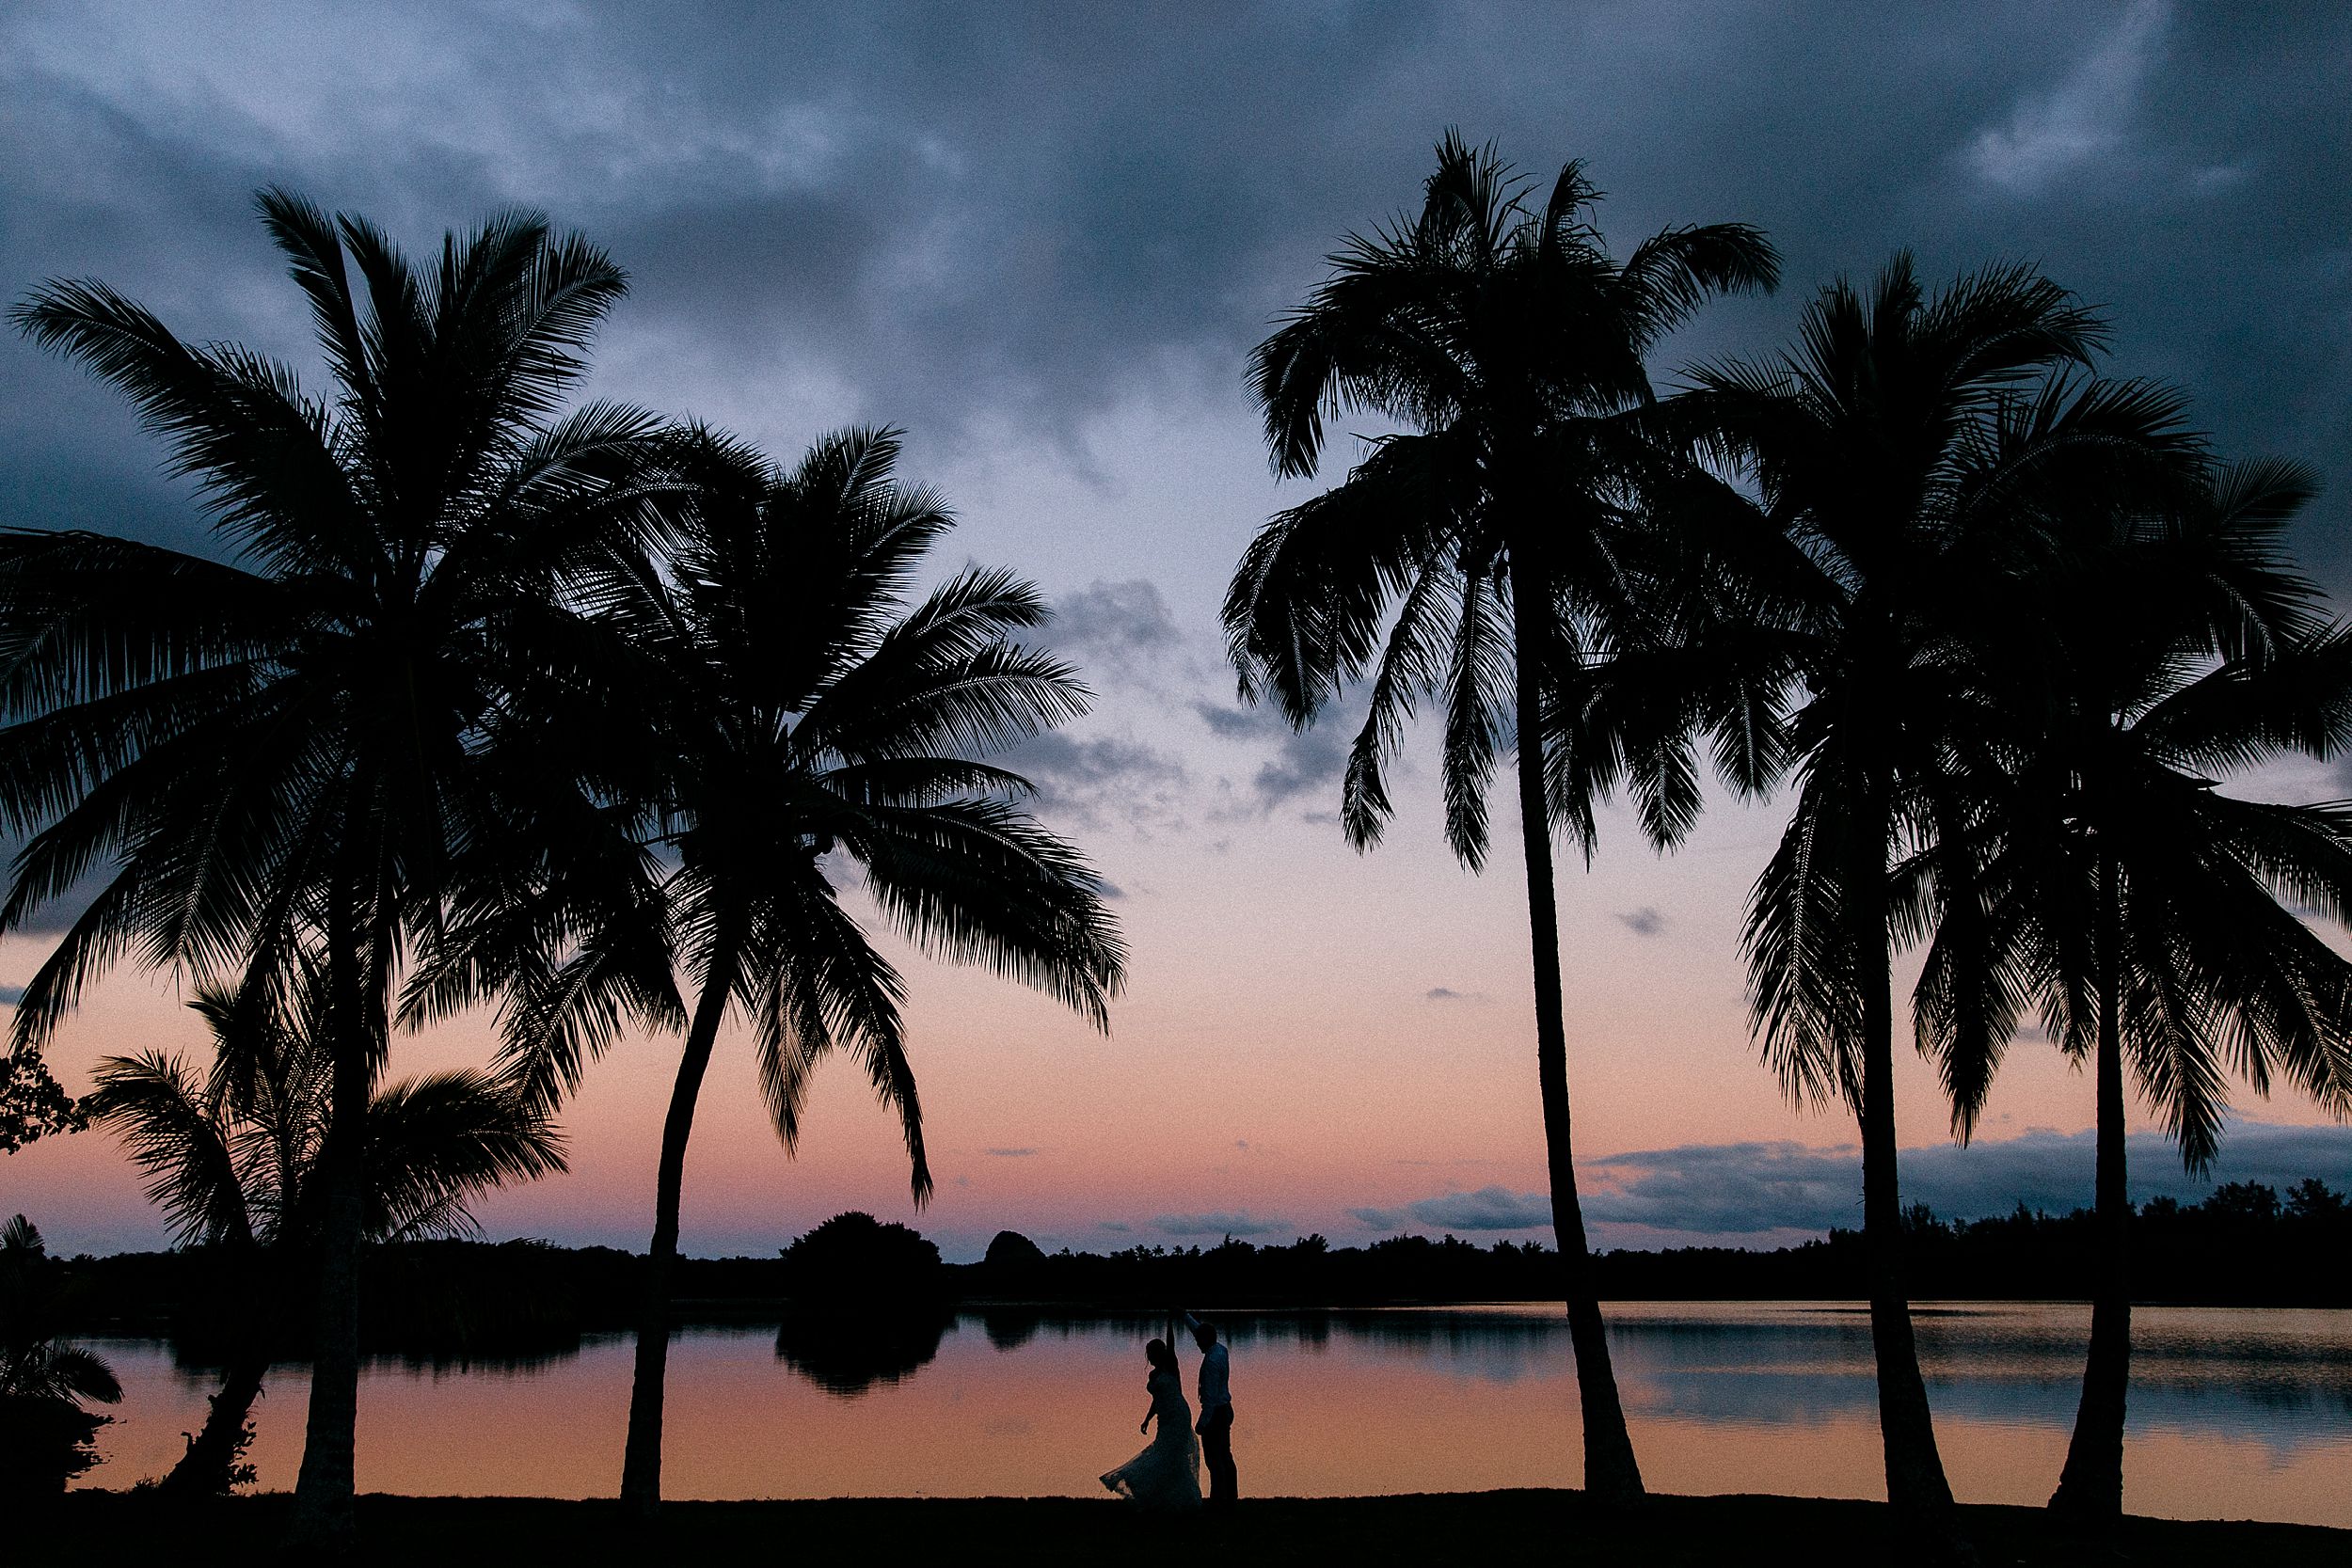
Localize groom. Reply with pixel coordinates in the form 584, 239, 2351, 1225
1181, 1309, 1236, 1506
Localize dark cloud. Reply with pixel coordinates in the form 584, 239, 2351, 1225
1003, 731, 1190, 832
4, 7, 2346, 565
0, 984, 24, 1006
1424, 986, 1490, 1004
1583, 1122, 2352, 1236
1351, 1186, 1554, 1233
1043, 579, 1184, 685
1614, 907, 1668, 938
1097, 1220, 1133, 1234
985, 1147, 1039, 1158
1154, 1210, 1287, 1238
1195, 701, 1351, 817
8, 6, 2344, 595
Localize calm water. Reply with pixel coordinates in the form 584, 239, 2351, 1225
75, 1302, 2352, 1525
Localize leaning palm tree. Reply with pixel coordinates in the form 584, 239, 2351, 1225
1914, 460, 2352, 1519
1226, 133, 1778, 1504
85, 973, 566, 1495
1688, 255, 2202, 1528
3, 189, 675, 1539
0, 1213, 123, 1494
437, 425, 1125, 1512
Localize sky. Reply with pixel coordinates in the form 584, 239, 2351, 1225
3, 2, 2349, 1261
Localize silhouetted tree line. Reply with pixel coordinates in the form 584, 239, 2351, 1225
28, 1179, 2348, 1368
967, 1180, 2351, 1308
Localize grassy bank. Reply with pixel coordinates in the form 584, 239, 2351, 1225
24, 1489, 2350, 1566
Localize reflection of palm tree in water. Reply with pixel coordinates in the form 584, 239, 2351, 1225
84, 977, 564, 1493
1, 1215, 122, 1494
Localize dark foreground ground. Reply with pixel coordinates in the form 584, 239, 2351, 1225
24, 1489, 2350, 1566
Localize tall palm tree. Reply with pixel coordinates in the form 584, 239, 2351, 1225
2, 189, 675, 1538
1225, 133, 1778, 1504
0, 1213, 122, 1494
1913, 461, 2352, 1518
84, 973, 566, 1495
437, 425, 1125, 1512
1689, 255, 2201, 1527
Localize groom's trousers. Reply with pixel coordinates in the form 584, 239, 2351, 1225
1200, 1403, 1236, 1505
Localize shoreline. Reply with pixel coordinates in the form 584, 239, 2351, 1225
26, 1489, 2352, 1567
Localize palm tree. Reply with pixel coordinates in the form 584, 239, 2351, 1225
1912, 461, 2352, 1519
438, 425, 1125, 1512
0, 1214, 122, 1494
1688, 255, 2201, 1526
2, 189, 675, 1538
84, 973, 566, 1494
1225, 133, 1778, 1504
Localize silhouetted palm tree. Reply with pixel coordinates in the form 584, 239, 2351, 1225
0, 1214, 122, 1493
1226, 133, 1778, 1504
85, 973, 565, 1494
3, 189, 673, 1539
1912, 461, 2352, 1518
452, 426, 1124, 1512
1687, 254, 2201, 1527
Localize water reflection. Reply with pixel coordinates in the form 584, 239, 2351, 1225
74, 1302, 2352, 1526
773, 1307, 952, 1398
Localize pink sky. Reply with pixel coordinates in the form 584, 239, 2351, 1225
12, 726, 2345, 1262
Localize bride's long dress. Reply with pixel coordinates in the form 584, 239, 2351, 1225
1100, 1368, 1202, 1507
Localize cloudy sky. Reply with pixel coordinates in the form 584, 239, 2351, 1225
5, 2, 2349, 1259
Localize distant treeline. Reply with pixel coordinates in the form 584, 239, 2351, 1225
42, 1177, 2349, 1358
971, 1179, 2352, 1310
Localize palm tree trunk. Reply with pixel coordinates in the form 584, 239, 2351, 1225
1852, 762, 1957, 1525
156, 1353, 267, 1495
2051, 850, 2129, 1517
1508, 561, 1645, 1508
620, 918, 742, 1514
288, 881, 376, 1545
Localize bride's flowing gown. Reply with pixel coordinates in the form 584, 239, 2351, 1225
1100, 1368, 1202, 1507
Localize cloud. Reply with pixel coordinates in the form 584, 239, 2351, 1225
1044, 578, 1183, 684
1581, 1122, 2352, 1237
1195, 701, 1352, 817
1614, 907, 1668, 938
1005, 731, 1190, 832
1963, 1, 2166, 192
4, 2, 2348, 609
985, 1147, 1038, 1158
1350, 1186, 1554, 1233
1097, 1220, 1133, 1234
0, 985, 24, 1006
1424, 987, 1490, 1005
1153, 1211, 1288, 1238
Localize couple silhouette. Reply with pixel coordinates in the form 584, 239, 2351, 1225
1100, 1309, 1236, 1510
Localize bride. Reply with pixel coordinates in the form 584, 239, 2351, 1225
1100, 1338, 1201, 1508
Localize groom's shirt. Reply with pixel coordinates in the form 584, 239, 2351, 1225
1199, 1342, 1231, 1410
1185, 1314, 1232, 1410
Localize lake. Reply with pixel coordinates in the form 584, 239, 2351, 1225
73, 1301, 2352, 1525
